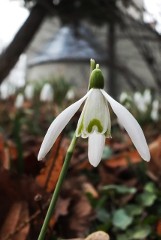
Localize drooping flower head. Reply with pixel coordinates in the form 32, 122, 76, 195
24, 84, 34, 100
38, 60, 150, 167
40, 83, 54, 102
15, 93, 24, 109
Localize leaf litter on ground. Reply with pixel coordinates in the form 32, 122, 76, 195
0, 97, 161, 239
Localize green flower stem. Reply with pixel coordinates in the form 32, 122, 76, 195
37, 133, 77, 240
88, 59, 96, 90
90, 58, 96, 72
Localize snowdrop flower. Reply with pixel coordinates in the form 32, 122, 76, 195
15, 93, 24, 109
133, 92, 142, 105
119, 92, 132, 110
24, 84, 34, 100
151, 109, 158, 121
66, 89, 75, 101
38, 64, 150, 167
134, 92, 147, 113
40, 83, 54, 102
143, 89, 152, 105
120, 92, 130, 103
151, 99, 159, 121
152, 99, 159, 110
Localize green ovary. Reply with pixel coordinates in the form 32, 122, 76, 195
87, 119, 103, 133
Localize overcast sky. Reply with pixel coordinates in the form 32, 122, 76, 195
144, 0, 161, 33
0, 0, 29, 47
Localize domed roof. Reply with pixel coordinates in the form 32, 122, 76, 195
29, 24, 107, 66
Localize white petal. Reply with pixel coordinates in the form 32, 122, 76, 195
101, 90, 150, 161
88, 132, 105, 167
38, 90, 92, 160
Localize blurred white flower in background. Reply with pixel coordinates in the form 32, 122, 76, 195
120, 92, 130, 103
151, 99, 159, 121
66, 88, 75, 101
120, 89, 160, 122
15, 93, 24, 109
133, 92, 147, 113
0, 54, 27, 99
40, 83, 54, 102
143, 89, 152, 105
119, 92, 132, 109
0, 83, 16, 99
133, 89, 152, 113
24, 84, 34, 100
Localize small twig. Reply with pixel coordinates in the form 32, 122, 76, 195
34, 194, 45, 218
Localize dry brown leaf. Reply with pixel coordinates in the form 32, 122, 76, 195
36, 136, 65, 192
0, 202, 22, 238
49, 197, 71, 227
98, 164, 118, 185
0, 169, 45, 227
0, 134, 4, 151
3, 148, 10, 170
149, 136, 161, 160
69, 194, 93, 235
104, 150, 141, 168
0, 170, 21, 224
73, 159, 93, 171
85, 231, 110, 240
12, 202, 30, 240
156, 219, 161, 236
148, 136, 161, 177
0, 135, 11, 170
82, 182, 98, 198
7, 140, 18, 161
0, 201, 29, 240
65, 239, 84, 240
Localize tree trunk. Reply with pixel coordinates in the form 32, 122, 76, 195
0, 2, 50, 83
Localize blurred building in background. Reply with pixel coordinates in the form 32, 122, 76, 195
27, 19, 108, 93
25, 0, 161, 97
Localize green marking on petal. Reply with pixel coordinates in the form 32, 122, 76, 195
87, 119, 103, 133
77, 120, 84, 135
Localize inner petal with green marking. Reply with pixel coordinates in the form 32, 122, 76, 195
76, 89, 111, 138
